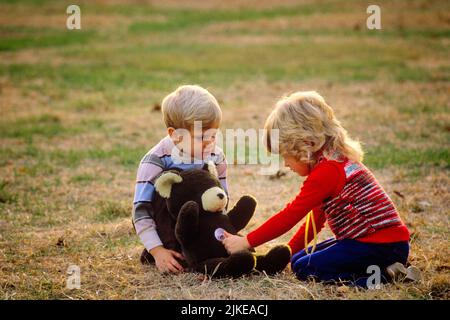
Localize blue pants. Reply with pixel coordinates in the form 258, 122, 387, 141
291, 238, 409, 288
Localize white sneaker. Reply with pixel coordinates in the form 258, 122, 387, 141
405, 265, 422, 282
386, 262, 408, 281
386, 262, 422, 282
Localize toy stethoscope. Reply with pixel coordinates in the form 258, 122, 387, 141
304, 210, 317, 255
305, 151, 318, 255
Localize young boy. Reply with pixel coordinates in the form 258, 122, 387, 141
133, 85, 227, 274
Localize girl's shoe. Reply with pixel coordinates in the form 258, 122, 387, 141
386, 262, 422, 282
405, 265, 422, 282
386, 262, 408, 281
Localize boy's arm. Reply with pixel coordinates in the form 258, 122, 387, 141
133, 202, 163, 251
133, 153, 165, 251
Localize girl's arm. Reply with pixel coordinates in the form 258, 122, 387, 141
246, 161, 344, 249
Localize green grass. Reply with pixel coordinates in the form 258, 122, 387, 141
127, 4, 338, 33
96, 200, 131, 222
221, 25, 450, 40
1, 2, 446, 91
0, 114, 107, 143
365, 145, 450, 169
0, 143, 143, 181
69, 173, 95, 185
0, 26, 96, 52
398, 101, 449, 115
0, 181, 17, 204
0, 40, 440, 93
47, 145, 144, 168
0, 114, 68, 140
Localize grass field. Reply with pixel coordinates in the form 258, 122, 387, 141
0, 0, 449, 299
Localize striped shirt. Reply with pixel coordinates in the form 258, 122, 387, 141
323, 160, 402, 239
132, 136, 228, 250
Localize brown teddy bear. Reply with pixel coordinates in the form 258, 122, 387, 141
151, 162, 291, 278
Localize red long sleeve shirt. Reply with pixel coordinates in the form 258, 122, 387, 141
247, 159, 410, 254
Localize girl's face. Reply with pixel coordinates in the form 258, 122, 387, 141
283, 154, 311, 176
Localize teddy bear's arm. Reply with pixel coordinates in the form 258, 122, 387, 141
227, 195, 257, 232
175, 201, 199, 245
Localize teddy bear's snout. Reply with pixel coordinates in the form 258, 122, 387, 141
201, 187, 228, 213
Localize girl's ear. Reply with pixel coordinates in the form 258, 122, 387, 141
202, 161, 218, 178
154, 172, 183, 198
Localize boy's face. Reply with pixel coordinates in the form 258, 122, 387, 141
190, 125, 218, 156
283, 154, 310, 176
168, 122, 219, 159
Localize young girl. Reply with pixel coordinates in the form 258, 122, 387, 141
223, 91, 418, 287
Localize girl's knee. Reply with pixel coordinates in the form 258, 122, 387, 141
292, 266, 313, 281
291, 256, 310, 277
291, 249, 307, 265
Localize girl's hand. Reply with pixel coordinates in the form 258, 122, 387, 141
222, 231, 251, 254
150, 246, 185, 274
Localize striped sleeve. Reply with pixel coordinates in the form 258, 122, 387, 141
132, 152, 165, 250
133, 204, 163, 250
134, 153, 165, 205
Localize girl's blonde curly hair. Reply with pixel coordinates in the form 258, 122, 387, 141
264, 91, 363, 164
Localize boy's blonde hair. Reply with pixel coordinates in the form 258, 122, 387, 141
161, 85, 222, 129
264, 91, 363, 163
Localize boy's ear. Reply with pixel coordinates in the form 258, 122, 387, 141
154, 172, 183, 198
167, 127, 182, 144
202, 161, 218, 178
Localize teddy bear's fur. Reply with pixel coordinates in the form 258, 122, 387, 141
151, 162, 291, 278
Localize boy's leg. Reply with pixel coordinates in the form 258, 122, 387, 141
291, 239, 409, 287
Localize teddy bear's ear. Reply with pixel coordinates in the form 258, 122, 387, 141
154, 172, 183, 198
202, 161, 218, 178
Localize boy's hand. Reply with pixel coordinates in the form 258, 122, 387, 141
222, 231, 251, 254
149, 246, 185, 274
